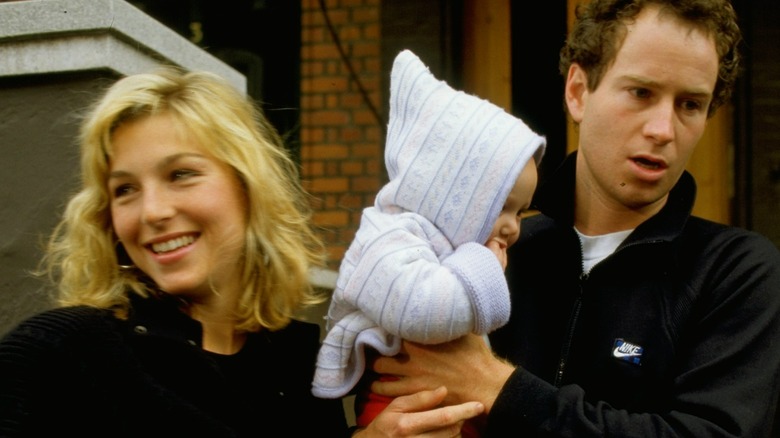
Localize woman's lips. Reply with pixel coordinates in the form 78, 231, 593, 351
149, 235, 196, 254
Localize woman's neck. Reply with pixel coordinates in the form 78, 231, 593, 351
184, 297, 247, 355
200, 320, 247, 355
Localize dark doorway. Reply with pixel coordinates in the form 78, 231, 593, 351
127, 0, 302, 157
511, 2, 569, 185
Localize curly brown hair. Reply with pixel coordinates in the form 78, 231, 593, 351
559, 0, 741, 117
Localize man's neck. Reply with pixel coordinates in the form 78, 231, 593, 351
574, 187, 667, 236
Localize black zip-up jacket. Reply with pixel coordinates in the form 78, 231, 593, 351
0, 294, 349, 437
487, 153, 780, 437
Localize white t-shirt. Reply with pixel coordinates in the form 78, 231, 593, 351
575, 227, 634, 274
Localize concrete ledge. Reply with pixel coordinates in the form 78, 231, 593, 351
0, 0, 246, 91
310, 267, 338, 290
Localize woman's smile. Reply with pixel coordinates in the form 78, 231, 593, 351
148, 234, 197, 254
108, 112, 248, 300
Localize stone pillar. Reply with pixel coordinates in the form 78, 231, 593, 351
0, 0, 244, 335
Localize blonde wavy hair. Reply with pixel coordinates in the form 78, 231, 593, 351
42, 67, 327, 332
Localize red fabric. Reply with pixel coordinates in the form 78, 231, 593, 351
355, 375, 484, 436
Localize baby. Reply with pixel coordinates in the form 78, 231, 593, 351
312, 49, 545, 435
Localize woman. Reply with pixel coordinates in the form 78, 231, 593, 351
0, 67, 347, 436
0, 67, 484, 437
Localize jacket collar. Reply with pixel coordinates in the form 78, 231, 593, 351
534, 151, 696, 245
127, 292, 204, 347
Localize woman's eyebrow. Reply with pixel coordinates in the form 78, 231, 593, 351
108, 152, 207, 179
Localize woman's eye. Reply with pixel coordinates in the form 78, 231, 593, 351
171, 169, 197, 180
112, 184, 134, 198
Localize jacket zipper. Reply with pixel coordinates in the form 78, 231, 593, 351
552, 237, 662, 387
554, 271, 586, 387
554, 230, 588, 388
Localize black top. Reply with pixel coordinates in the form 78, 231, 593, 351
0, 294, 349, 437
487, 153, 780, 437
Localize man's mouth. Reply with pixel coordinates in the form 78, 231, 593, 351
150, 235, 196, 254
632, 157, 664, 170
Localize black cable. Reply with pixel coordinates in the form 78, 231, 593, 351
318, 0, 387, 136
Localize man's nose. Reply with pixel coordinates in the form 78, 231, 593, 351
643, 102, 676, 145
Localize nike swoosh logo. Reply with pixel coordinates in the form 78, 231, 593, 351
613, 347, 641, 358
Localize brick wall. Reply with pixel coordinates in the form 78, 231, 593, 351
300, 0, 384, 272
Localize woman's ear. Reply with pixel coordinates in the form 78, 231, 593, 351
565, 64, 587, 124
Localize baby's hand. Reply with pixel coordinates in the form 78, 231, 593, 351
485, 239, 507, 270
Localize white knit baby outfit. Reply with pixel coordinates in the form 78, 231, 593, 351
311, 49, 546, 398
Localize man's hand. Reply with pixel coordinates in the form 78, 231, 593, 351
353, 386, 484, 437
371, 334, 515, 412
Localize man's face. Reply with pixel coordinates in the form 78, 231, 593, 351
565, 5, 719, 225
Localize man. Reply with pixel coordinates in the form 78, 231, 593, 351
369, 0, 780, 436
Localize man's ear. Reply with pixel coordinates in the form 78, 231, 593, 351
565, 64, 587, 123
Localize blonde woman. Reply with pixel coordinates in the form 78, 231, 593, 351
0, 67, 485, 438
0, 67, 346, 436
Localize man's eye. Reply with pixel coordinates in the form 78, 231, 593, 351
631, 88, 651, 99
681, 99, 703, 112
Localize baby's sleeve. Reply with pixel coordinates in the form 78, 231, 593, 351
340, 223, 509, 343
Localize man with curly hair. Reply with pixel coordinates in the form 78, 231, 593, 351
368, 1, 780, 436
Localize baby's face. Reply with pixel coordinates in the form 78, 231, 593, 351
486, 159, 538, 249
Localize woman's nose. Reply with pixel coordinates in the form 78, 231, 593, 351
140, 189, 175, 225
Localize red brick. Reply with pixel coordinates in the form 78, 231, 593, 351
300, 94, 324, 110
309, 177, 349, 193
307, 43, 341, 60
339, 26, 362, 41
300, 127, 325, 144
310, 110, 350, 125
352, 7, 379, 23
339, 227, 358, 244
327, 246, 347, 266
303, 160, 325, 177
352, 109, 380, 125
366, 160, 383, 176
307, 77, 350, 93
321, 9, 349, 25
313, 210, 349, 227
300, 0, 381, 267
309, 143, 349, 159
363, 23, 380, 40
325, 161, 340, 175
352, 142, 381, 158
340, 93, 364, 108
340, 160, 364, 175
351, 176, 381, 192
323, 194, 338, 209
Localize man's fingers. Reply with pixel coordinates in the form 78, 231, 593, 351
385, 387, 485, 436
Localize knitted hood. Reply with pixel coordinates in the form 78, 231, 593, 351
376, 50, 546, 247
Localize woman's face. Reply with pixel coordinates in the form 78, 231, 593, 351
108, 112, 248, 302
